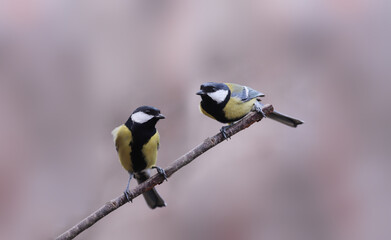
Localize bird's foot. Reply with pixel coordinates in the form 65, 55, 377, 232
123, 173, 133, 202
124, 190, 133, 202
153, 166, 168, 181
254, 101, 266, 118
220, 126, 231, 140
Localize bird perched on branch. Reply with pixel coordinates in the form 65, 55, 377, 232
196, 82, 303, 138
112, 106, 167, 209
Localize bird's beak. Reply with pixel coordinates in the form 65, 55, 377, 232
156, 113, 165, 119
196, 90, 205, 95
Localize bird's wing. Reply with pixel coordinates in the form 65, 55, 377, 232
226, 83, 264, 102
111, 126, 122, 151
112, 125, 131, 151
112, 125, 133, 172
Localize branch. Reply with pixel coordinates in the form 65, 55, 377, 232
56, 104, 274, 240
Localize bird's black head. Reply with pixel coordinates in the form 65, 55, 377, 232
196, 82, 230, 104
126, 106, 165, 128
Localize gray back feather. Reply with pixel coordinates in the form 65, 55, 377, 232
228, 83, 265, 102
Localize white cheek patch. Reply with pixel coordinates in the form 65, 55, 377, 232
131, 112, 154, 124
207, 90, 229, 104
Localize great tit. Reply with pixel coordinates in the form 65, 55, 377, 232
112, 106, 167, 209
196, 82, 303, 138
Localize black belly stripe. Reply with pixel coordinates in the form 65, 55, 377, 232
130, 142, 147, 173
127, 124, 157, 173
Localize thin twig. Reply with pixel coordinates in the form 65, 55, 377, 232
56, 104, 274, 240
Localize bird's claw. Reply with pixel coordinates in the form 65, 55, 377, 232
259, 108, 266, 118
123, 173, 133, 202
220, 126, 230, 140
254, 101, 266, 118
153, 166, 168, 181
124, 191, 132, 202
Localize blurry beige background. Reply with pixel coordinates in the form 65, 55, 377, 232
1, 0, 390, 239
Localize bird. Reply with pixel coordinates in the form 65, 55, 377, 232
111, 106, 167, 209
196, 82, 303, 138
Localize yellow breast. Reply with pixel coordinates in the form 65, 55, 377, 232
112, 125, 160, 173
142, 132, 160, 169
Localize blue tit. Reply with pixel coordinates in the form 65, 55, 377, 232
196, 82, 303, 138
112, 106, 167, 208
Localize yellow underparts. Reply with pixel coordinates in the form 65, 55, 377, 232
223, 97, 256, 121
142, 132, 160, 169
112, 125, 160, 173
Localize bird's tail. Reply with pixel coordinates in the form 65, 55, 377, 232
255, 100, 303, 127
135, 170, 166, 209
268, 111, 303, 128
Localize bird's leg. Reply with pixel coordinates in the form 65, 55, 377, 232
124, 173, 133, 202
220, 125, 230, 140
254, 101, 266, 118
152, 166, 168, 181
